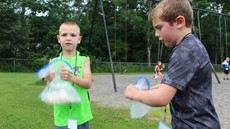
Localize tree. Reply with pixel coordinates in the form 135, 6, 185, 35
0, 0, 30, 58
0, 0, 229, 65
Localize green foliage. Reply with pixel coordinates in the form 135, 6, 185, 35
0, 59, 14, 72
0, 58, 224, 73
0, 59, 48, 72
91, 62, 156, 73
0, 0, 230, 64
192, 0, 211, 8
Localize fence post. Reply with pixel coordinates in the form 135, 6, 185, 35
119, 62, 121, 72
13, 58, 15, 72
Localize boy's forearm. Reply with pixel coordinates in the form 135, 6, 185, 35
137, 84, 176, 107
69, 74, 92, 89
137, 90, 166, 107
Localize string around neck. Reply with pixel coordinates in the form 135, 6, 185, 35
60, 51, 78, 75
180, 32, 192, 42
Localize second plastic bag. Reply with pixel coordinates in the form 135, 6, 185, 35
36, 60, 81, 105
158, 121, 171, 129
130, 76, 152, 118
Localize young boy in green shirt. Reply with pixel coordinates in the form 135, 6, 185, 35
47, 21, 93, 129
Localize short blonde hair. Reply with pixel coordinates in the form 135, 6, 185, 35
151, 0, 193, 28
59, 21, 81, 35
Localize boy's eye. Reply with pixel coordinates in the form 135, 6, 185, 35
71, 34, 77, 37
155, 26, 162, 30
61, 33, 77, 37
61, 33, 67, 36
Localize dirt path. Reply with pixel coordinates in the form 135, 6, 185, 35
89, 73, 229, 129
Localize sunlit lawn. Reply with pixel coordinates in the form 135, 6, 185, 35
0, 73, 171, 129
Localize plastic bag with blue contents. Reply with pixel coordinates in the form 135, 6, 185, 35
36, 59, 81, 105
130, 76, 152, 118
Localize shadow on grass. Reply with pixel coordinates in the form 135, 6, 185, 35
34, 79, 47, 86
90, 102, 172, 129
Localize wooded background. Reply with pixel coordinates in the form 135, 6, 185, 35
0, 0, 229, 65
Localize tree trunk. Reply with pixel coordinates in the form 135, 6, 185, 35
147, 1, 153, 67
147, 45, 152, 66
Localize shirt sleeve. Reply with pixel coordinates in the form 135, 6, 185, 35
161, 46, 199, 92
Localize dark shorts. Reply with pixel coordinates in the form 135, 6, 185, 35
54, 122, 89, 129
224, 69, 229, 74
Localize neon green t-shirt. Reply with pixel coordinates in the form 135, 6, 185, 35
52, 51, 93, 126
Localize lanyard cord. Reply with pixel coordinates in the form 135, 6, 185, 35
60, 51, 78, 75
180, 32, 192, 43
164, 106, 167, 121
60, 51, 78, 115
170, 102, 194, 128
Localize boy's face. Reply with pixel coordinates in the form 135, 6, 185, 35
152, 16, 178, 47
57, 24, 82, 52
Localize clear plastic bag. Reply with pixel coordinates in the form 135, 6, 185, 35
130, 76, 152, 118
158, 121, 171, 129
36, 60, 81, 105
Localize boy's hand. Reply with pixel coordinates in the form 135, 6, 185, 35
125, 84, 140, 101
60, 66, 71, 81
46, 72, 55, 84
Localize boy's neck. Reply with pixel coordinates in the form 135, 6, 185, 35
177, 28, 192, 45
62, 50, 77, 58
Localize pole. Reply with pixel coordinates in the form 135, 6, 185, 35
99, 0, 117, 92
219, 16, 223, 62
210, 63, 221, 84
197, 11, 201, 40
224, 17, 228, 57
193, 11, 221, 84
87, 0, 99, 55
158, 41, 160, 60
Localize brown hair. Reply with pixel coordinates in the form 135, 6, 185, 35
151, 0, 193, 28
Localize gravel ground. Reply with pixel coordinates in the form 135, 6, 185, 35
89, 73, 230, 129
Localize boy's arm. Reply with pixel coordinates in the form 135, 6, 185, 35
61, 57, 92, 89
45, 59, 54, 85
125, 83, 177, 107
69, 57, 92, 89
46, 73, 54, 85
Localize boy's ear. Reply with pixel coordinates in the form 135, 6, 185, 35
78, 36, 82, 44
57, 35, 61, 43
175, 15, 186, 28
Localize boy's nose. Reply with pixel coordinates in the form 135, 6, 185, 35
66, 35, 71, 40
155, 31, 159, 37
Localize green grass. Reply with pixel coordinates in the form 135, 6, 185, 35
0, 73, 171, 129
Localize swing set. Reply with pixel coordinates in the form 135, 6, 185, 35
193, 7, 230, 84
54, 1, 229, 90
193, 7, 230, 63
